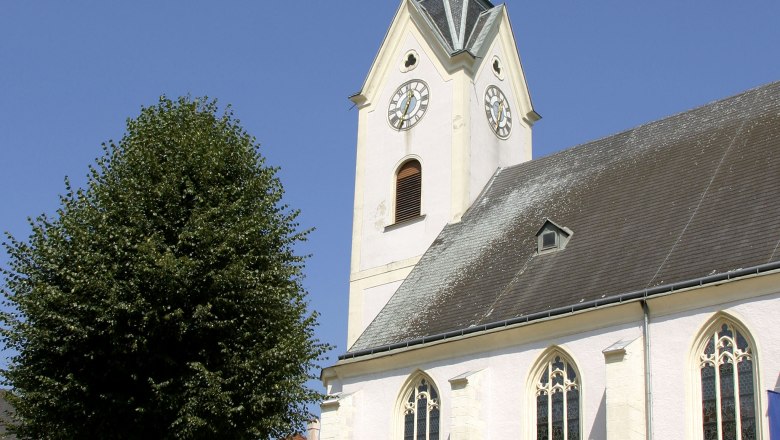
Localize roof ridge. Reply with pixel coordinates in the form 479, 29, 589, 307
518, 79, 780, 169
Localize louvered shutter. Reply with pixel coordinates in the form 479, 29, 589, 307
395, 160, 421, 223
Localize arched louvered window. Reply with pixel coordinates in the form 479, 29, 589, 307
534, 351, 581, 440
401, 376, 440, 440
698, 320, 758, 440
395, 160, 422, 223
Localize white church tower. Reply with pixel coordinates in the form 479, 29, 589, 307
322, 3, 780, 439
346, 0, 539, 347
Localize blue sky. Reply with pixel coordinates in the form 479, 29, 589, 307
2, 0, 780, 385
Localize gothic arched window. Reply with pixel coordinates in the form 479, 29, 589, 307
401, 375, 440, 440
534, 351, 580, 440
395, 160, 422, 223
698, 320, 758, 440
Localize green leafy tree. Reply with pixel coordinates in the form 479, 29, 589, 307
1, 97, 328, 439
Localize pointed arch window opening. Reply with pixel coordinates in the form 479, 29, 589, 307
699, 321, 757, 440
402, 378, 440, 440
395, 160, 422, 224
535, 354, 580, 440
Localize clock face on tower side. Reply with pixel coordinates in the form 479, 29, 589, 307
484, 85, 512, 139
388, 79, 430, 130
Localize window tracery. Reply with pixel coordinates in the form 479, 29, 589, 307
699, 321, 757, 440
535, 352, 580, 440
402, 376, 440, 440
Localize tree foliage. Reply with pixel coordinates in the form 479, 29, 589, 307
1, 96, 328, 439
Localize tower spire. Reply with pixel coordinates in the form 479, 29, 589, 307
413, 0, 498, 53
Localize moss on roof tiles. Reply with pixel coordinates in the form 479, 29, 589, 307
350, 81, 780, 352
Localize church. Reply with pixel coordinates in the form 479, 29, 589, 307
318, 1, 780, 439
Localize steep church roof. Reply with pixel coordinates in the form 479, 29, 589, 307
411, 0, 502, 54
347, 81, 780, 355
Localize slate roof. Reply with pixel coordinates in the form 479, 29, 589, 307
412, 0, 501, 55
349, 81, 780, 354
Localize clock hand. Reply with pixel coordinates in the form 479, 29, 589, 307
495, 100, 506, 130
398, 90, 413, 129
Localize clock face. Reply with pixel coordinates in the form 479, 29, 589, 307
388, 80, 430, 130
484, 85, 512, 139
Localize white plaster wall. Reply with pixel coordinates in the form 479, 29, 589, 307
346, 27, 458, 345
348, 36, 537, 343
334, 321, 642, 440
449, 370, 486, 439
649, 291, 780, 440
604, 338, 646, 440
357, 32, 454, 273
346, 6, 538, 344
469, 38, 532, 203
329, 277, 780, 439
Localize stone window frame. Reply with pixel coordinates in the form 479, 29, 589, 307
394, 159, 422, 223
527, 346, 583, 440
690, 313, 762, 440
396, 371, 441, 440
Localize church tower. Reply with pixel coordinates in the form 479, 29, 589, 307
346, 0, 539, 347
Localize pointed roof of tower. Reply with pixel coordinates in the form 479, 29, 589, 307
350, 0, 536, 121
411, 0, 502, 54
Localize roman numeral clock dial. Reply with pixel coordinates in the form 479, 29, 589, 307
485, 85, 512, 139
388, 80, 430, 130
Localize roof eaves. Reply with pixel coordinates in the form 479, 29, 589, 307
339, 260, 780, 360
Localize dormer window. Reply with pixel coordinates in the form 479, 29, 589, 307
536, 219, 572, 254
541, 231, 558, 250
